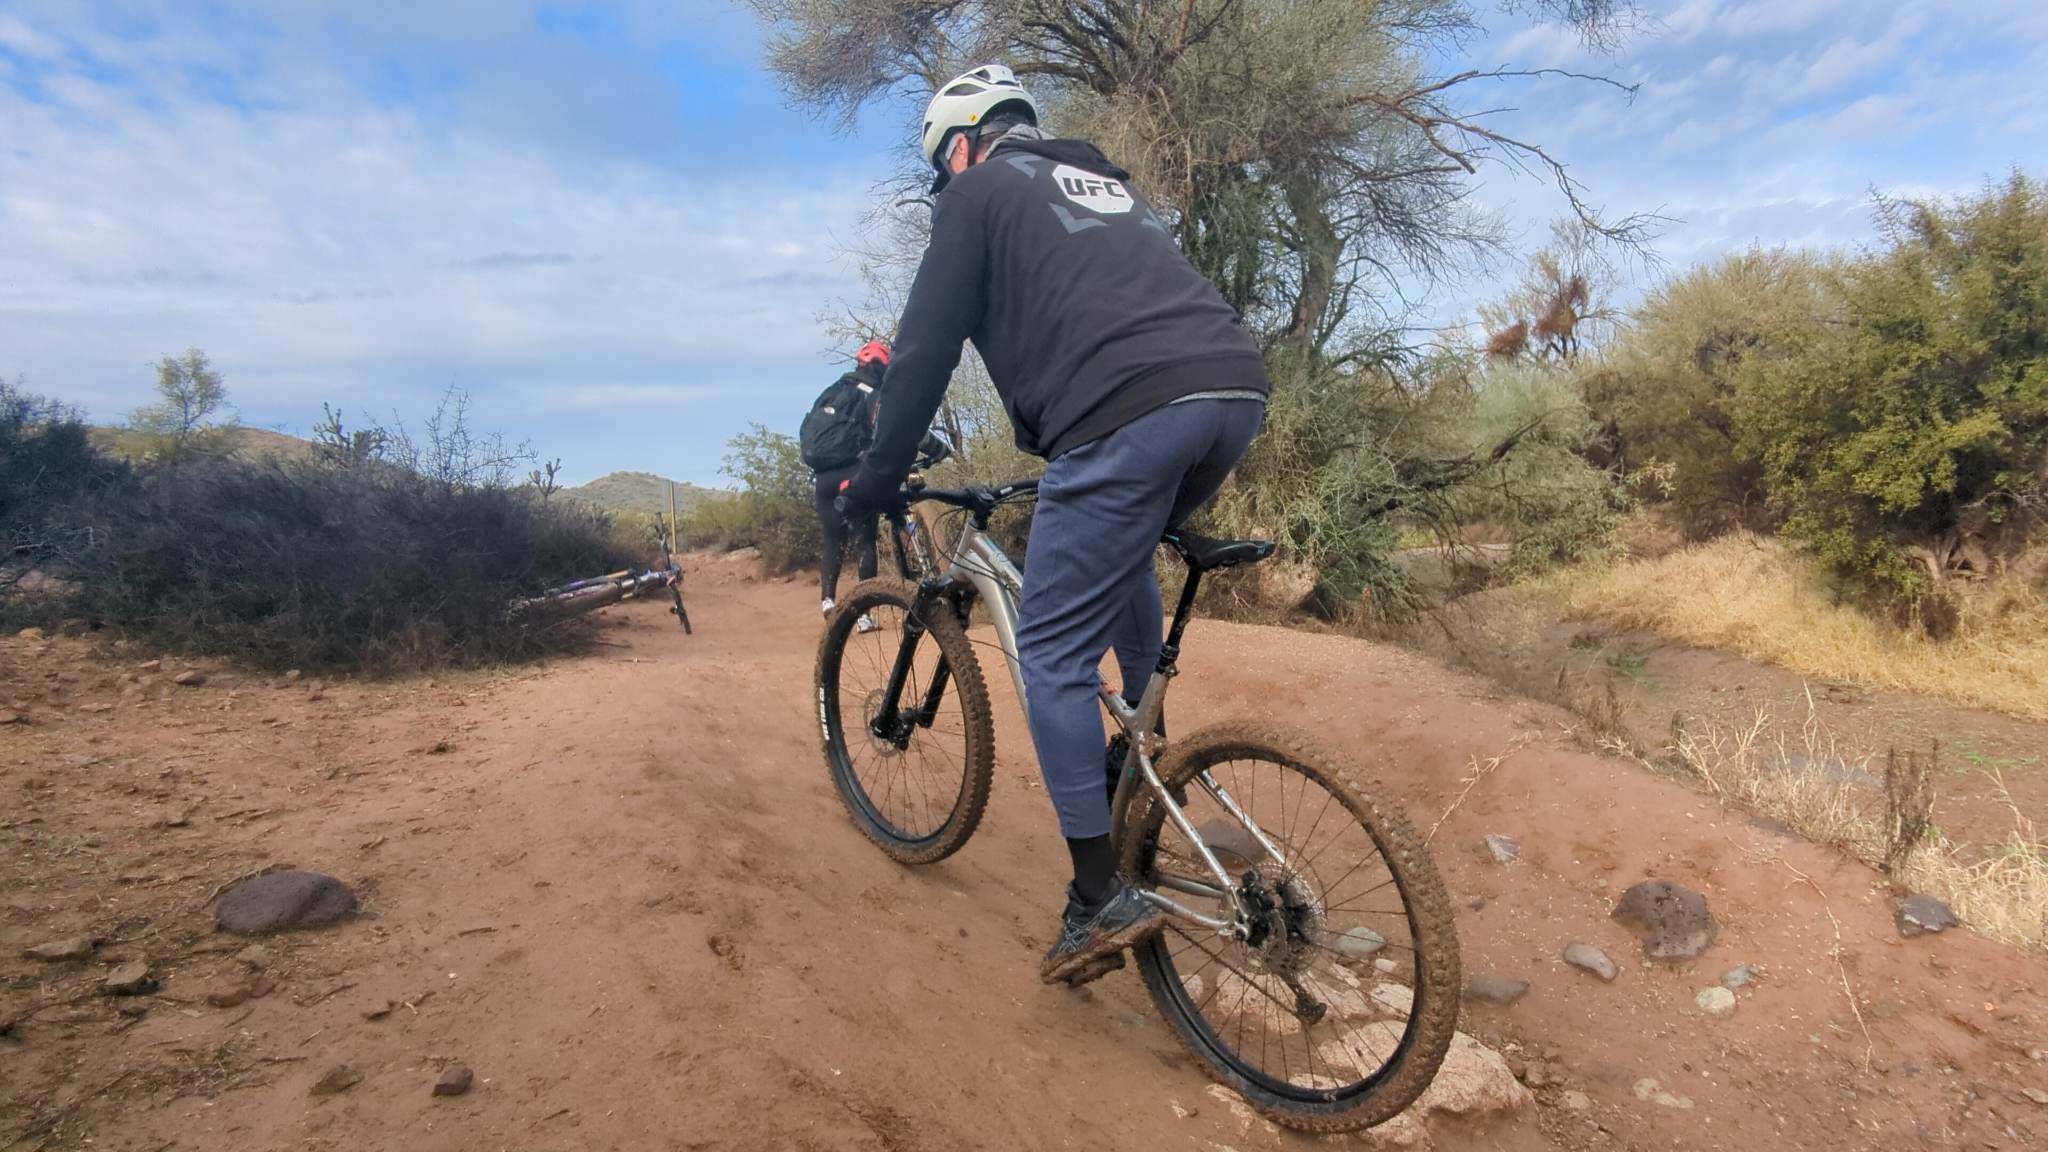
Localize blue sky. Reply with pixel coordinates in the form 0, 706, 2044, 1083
3, 1, 2043, 486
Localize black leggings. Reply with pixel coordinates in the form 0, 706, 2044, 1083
815, 468, 877, 602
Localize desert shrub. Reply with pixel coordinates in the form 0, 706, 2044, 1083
1, 380, 132, 606
1208, 349, 1412, 617
673, 425, 820, 572
1737, 173, 2048, 601
69, 453, 633, 671
1575, 248, 1835, 534
1431, 362, 1629, 574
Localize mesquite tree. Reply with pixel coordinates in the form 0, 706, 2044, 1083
749, 0, 1649, 358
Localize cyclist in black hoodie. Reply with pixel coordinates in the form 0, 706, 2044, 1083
840, 65, 1269, 985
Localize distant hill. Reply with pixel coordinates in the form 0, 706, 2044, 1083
565, 471, 720, 516
89, 424, 317, 462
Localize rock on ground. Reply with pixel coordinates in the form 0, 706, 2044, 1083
1611, 879, 1717, 959
1633, 1077, 1695, 1110
215, 870, 359, 936
1414, 1031, 1537, 1117
172, 671, 207, 687
1721, 964, 1762, 989
23, 935, 95, 961
100, 960, 156, 996
1562, 942, 1617, 982
1897, 893, 1959, 937
1695, 986, 1737, 1018
310, 1064, 363, 1096
433, 1065, 475, 1097
1463, 974, 1531, 1006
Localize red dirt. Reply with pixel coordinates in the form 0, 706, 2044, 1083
3, 555, 2045, 1151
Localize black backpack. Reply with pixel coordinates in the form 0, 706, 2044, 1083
799, 376, 871, 472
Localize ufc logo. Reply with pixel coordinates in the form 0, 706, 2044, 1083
1060, 176, 1127, 200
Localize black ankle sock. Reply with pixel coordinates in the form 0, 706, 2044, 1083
1065, 834, 1116, 907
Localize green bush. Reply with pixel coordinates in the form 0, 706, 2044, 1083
1575, 248, 1834, 534
673, 425, 820, 572
1209, 350, 1411, 616
1737, 174, 2048, 600
1433, 362, 1629, 575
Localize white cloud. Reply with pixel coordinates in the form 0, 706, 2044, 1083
0, 12, 63, 58
0, 6, 874, 483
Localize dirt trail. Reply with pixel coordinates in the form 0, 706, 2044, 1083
4, 556, 2046, 1151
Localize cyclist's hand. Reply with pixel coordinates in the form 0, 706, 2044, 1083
835, 467, 902, 514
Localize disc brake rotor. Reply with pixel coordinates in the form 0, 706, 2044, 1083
862, 687, 905, 759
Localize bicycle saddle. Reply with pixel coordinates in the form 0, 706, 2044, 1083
1161, 529, 1276, 571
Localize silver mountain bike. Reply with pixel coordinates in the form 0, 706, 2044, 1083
814, 478, 1459, 1133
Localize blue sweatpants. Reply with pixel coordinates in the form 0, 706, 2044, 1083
1017, 397, 1265, 839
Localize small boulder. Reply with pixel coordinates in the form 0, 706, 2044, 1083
101, 960, 157, 996
310, 1064, 363, 1096
172, 671, 207, 687
23, 935, 95, 962
1562, 943, 1617, 982
1482, 834, 1521, 865
1611, 879, 1717, 959
1561, 1089, 1593, 1112
206, 973, 275, 1008
433, 1065, 475, 1097
233, 943, 275, 970
1327, 925, 1386, 959
139, 659, 162, 671
17, 626, 45, 640
215, 870, 360, 936
1464, 974, 1531, 1006
1721, 964, 1763, 989
1415, 1032, 1536, 1116
1633, 1077, 1694, 1109
0, 711, 22, 725
1695, 986, 1737, 1018
1897, 894, 1959, 937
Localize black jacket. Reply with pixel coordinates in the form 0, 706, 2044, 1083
862, 137, 1267, 486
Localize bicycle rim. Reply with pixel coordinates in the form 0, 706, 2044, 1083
1126, 722, 1459, 1132
815, 578, 994, 864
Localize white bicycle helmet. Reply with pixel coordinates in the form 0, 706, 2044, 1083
921, 64, 1039, 177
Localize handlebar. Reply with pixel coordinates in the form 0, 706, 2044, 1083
834, 477, 1040, 520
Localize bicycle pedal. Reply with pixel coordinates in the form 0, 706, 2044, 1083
1059, 952, 1126, 988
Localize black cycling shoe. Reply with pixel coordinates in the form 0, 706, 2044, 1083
1040, 878, 1163, 986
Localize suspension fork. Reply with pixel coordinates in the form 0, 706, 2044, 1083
873, 582, 964, 743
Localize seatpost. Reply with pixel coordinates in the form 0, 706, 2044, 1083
1157, 569, 1202, 674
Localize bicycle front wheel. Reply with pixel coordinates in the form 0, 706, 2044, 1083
1123, 722, 1460, 1133
815, 577, 994, 864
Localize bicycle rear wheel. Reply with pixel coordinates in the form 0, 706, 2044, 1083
815, 577, 994, 864
1123, 722, 1459, 1132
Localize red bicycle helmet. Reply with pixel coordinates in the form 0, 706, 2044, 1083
855, 339, 892, 368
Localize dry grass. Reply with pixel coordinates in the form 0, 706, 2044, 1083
1562, 532, 2048, 721
1669, 699, 2048, 951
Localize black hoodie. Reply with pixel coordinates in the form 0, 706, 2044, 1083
862, 138, 1267, 484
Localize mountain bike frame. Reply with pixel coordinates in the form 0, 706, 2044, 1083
879, 480, 1291, 939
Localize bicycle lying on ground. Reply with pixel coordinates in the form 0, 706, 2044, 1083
814, 477, 1459, 1132
514, 490, 692, 632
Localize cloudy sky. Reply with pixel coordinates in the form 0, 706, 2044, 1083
3, 1, 2042, 485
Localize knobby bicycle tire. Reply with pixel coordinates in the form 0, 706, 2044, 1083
1122, 722, 1460, 1133
815, 577, 995, 864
